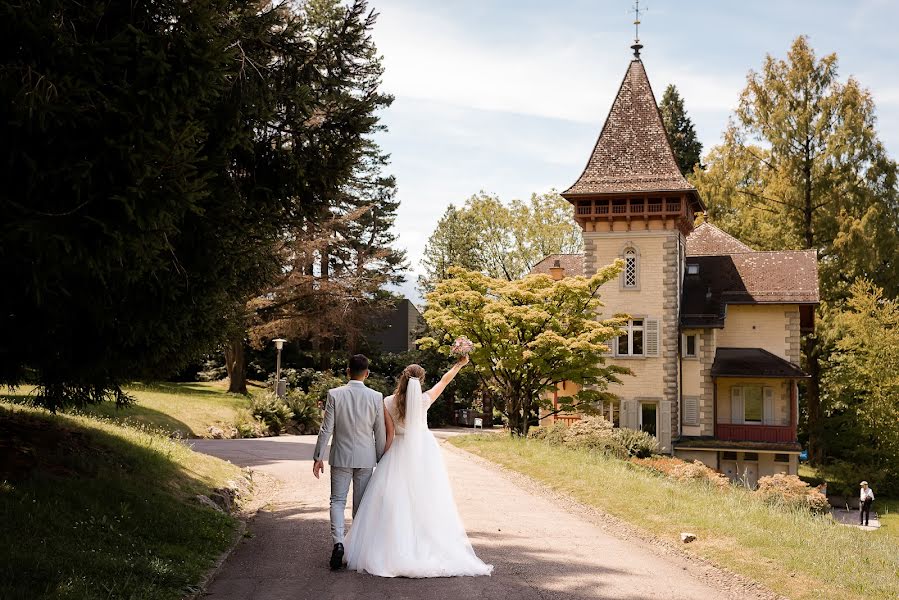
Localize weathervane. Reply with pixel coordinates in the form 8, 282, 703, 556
631, 0, 644, 58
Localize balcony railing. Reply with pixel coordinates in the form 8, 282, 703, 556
716, 422, 797, 443
575, 197, 686, 218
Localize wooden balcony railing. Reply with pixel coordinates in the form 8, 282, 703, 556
554, 414, 582, 426
575, 197, 686, 218
716, 423, 797, 443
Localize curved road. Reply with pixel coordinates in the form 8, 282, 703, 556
192, 433, 752, 600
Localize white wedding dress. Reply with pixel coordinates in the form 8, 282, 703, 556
344, 378, 493, 578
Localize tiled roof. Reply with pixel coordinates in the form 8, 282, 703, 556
562, 60, 697, 197
686, 223, 754, 255
529, 254, 585, 277
681, 250, 819, 327
711, 348, 808, 378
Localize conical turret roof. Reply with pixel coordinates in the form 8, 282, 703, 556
563, 59, 699, 201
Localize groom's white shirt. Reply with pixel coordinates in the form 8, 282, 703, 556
313, 380, 386, 468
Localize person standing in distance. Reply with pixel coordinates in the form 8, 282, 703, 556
313, 354, 389, 570
859, 481, 875, 526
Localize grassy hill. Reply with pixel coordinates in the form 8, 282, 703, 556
451, 435, 899, 600
3, 381, 257, 439
0, 402, 246, 599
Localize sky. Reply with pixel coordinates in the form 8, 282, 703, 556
368, 0, 899, 302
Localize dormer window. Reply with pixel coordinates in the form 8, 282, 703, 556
624, 248, 638, 288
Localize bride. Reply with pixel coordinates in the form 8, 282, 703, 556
344, 356, 493, 577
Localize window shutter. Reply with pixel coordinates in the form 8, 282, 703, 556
620, 400, 637, 429
683, 396, 699, 426
763, 387, 775, 425
658, 401, 672, 453
731, 386, 744, 425
645, 319, 660, 357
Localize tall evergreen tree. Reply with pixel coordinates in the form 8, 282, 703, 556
236, 0, 404, 378
0, 0, 316, 408
659, 84, 703, 175
418, 204, 483, 294
691, 36, 899, 462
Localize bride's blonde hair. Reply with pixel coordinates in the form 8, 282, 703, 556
393, 364, 425, 423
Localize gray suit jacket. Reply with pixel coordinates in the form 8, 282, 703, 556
313, 380, 386, 468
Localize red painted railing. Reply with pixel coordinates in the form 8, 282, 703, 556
554, 415, 582, 426
716, 423, 796, 443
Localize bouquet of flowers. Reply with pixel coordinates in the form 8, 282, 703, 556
450, 336, 474, 357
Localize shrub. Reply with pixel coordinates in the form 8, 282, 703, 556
196, 357, 227, 382
819, 459, 892, 498
543, 421, 571, 445
306, 371, 346, 405
630, 456, 730, 488
671, 460, 730, 488
562, 416, 625, 456
527, 425, 548, 440
249, 394, 293, 435
234, 412, 266, 438
283, 389, 322, 434
755, 473, 830, 513
613, 428, 659, 458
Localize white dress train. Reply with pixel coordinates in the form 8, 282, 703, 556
344, 379, 493, 578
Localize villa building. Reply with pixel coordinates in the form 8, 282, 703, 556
532, 51, 818, 485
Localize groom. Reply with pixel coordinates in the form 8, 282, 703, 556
312, 354, 386, 570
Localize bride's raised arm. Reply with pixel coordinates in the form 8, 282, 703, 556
424, 355, 469, 405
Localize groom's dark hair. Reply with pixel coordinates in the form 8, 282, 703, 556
348, 354, 369, 378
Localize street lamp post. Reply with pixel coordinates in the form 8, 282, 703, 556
273, 338, 287, 397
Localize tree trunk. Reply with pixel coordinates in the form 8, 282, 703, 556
225, 336, 248, 394
804, 335, 823, 463
483, 390, 493, 429
509, 395, 525, 436
318, 337, 333, 371
801, 143, 823, 463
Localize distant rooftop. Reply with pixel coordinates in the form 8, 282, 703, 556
529, 254, 584, 278
686, 223, 754, 255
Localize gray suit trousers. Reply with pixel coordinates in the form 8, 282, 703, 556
330, 466, 373, 545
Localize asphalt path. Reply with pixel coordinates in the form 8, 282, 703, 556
191, 433, 748, 600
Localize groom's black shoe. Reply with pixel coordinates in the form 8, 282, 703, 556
329, 543, 345, 571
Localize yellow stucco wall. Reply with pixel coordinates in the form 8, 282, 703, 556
585, 230, 681, 400
674, 449, 798, 479
681, 329, 703, 396
716, 304, 798, 361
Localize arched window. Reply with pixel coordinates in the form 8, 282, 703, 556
624, 248, 638, 288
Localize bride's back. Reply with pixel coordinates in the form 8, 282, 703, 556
384, 393, 429, 434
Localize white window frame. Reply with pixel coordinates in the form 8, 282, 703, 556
618, 242, 641, 291
606, 401, 620, 428
623, 249, 638, 288
731, 385, 775, 424
682, 333, 698, 359
616, 319, 645, 357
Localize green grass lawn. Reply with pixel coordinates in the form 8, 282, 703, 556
0, 401, 245, 600
451, 435, 899, 600
3, 381, 257, 438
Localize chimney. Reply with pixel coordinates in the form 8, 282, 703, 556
549, 259, 565, 281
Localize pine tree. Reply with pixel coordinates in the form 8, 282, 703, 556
418, 205, 484, 294
0, 0, 311, 408
235, 0, 404, 377
659, 84, 703, 175
691, 36, 899, 462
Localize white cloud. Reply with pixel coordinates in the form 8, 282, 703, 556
373, 1, 742, 125
367, 0, 899, 304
